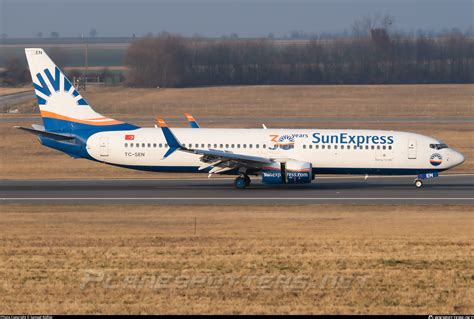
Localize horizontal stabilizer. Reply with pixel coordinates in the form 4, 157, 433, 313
14, 126, 76, 141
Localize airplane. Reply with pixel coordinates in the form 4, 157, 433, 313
17, 48, 465, 189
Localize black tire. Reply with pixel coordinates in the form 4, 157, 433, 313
244, 175, 251, 186
415, 179, 423, 188
234, 177, 247, 189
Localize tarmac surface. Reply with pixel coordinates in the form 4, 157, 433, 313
0, 91, 34, 112
1, 175, 473, 205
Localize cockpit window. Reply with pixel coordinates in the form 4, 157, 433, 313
430, 143, 448, 150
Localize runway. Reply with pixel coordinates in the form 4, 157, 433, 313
0, 91, 34, 111
1, 175, 473, 205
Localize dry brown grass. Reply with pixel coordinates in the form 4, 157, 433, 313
8, 84, 474, 118
87, 84, 471, 119
1, 84, 473, 178
0, 204, 472, 314
0, 86, 31, 96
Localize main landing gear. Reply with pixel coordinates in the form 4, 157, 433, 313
234, 174, 251, 189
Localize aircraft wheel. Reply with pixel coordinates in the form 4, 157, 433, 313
244, 175, 251, 186
234, 176, 247, 189
415, 179, 423, 188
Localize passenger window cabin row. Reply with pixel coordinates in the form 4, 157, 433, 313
124, 142, 392, 150
303, 144, 392, 150
124, 143, 266, 149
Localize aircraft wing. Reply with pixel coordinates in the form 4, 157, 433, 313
157, 118, 272, 174
189, 148, 272, 173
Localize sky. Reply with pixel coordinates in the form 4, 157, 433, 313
0, 0, 472, 38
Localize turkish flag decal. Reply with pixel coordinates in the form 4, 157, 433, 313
125, 135, 135, 140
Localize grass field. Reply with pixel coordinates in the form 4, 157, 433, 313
1, 84, 472, 178
0, 204, 472, 314
7, 84, 472, 118
85, 84, 473, 119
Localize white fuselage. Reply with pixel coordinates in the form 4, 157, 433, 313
86, 128, 464, 175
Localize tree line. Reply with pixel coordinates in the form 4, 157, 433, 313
125, 31, 473, 87
1, 28, 472, 87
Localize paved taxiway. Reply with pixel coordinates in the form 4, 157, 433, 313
0, 91, 34, 111
1, 175, 472, 205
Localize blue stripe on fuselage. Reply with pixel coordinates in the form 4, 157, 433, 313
100, 164, 445, 176
313, 167, 445, 175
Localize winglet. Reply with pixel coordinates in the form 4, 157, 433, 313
157, 117, 186, 159
156, 117, 168, 128
184, 113, 200, 128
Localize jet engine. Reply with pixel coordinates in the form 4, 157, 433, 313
261, 160, 313, 184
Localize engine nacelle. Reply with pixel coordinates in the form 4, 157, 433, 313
261, 160, 312, 184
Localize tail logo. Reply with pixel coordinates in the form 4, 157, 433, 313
34, 67, 88, 106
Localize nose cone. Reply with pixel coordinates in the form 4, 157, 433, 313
451, 151, 465, 167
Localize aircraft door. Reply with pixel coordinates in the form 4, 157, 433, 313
408, 139, 417, 159
100, 137, 109, 157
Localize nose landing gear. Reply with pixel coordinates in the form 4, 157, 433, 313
414, 172, 438, 188
414, 179, 423, 188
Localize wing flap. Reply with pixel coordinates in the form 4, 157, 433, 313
191, 149, 271, 166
